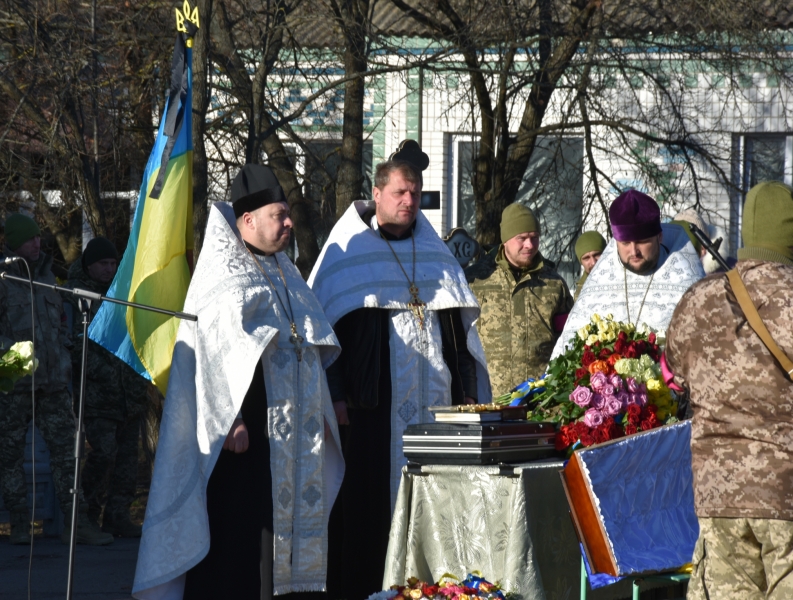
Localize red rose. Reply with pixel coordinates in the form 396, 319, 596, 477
574, 367, 589, 382
582, 350, 596, 367
555, 436, 567, 451
648, 332, 656, 344
598, 347, 612, 360
555, 429, 570, 451
614, 339, 627, 354
640, 418, 657, 431
593, 425, 609, 444
573, 422, 590, 438
624, 423, 638, 435
618, 331, 628, 342
645, 403, 658, 414
580, 431, 595, 446
607, 420, 623, 439
422, 585, 439, 596
624, 343, 639, 359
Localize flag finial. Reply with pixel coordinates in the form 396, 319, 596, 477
176, 0, 199, 45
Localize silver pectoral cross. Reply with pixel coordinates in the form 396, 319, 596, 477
289, 322, 304, 362
408, 284, 426, 329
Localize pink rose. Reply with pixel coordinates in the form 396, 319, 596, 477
616, 390, 631, 409
569, 385, 594, 408
626, 377, 647, 394
631, 392, 648, 406
590, 372, 609, 393
583, 408, 605, 428
604, 396, 623, 416
590, 393, 605, 410
609, 373, 623, 391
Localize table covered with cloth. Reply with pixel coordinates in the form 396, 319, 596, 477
383, 460, 654, 600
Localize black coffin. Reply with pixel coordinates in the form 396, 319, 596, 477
402, 421, 558, 465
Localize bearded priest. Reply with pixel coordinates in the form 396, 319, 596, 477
308, 140, 491, 600
133, 165, 344, 600
551, 190, 705, 358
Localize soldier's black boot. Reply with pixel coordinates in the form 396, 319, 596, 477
102, 513, 142, 538
60, 505, 114, 546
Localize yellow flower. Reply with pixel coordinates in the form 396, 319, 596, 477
586, 334, 599, 346
646, 378, 662, 391
577, 326, 590, 341
592, 313, 602, 323
408, 589, 423, 599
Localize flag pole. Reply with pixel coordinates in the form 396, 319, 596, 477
61, 3, 199, 597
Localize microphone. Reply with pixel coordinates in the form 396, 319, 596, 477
2, 256, 24, 265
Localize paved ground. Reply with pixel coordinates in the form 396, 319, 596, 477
0, 535, 139, 599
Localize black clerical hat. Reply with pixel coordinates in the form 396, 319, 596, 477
389, 139, 429, 171
231, 164, 287, 218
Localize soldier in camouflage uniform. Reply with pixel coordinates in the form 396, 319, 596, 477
664, 181, 793, 599
0, 214, 112, 546
573, 231, 606, 301
63, 236, 149, 537
466, 204, 573, 395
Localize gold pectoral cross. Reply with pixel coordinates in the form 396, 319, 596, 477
289, 322, 304, 362
408, 284, 426, 329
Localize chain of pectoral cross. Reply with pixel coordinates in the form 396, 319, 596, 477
381, 229, 426, 329
247, 249, 305, 361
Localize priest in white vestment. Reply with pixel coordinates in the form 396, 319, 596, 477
307, 141, 491, 600
552, 190, 705, 359
133, 165, 343, 600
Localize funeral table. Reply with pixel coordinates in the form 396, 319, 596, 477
384, 460, 675, 600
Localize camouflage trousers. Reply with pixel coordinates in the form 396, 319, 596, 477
688, 517, 793, 600
0, 389, 83, 516
82, 415, 140, 524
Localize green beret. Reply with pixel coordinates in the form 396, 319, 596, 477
574, 231, 607, 262
4, 213, 40, 251
738, 181, 793, 264
500, 204, 540, 243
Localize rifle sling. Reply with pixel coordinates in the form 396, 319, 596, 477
726, 269, 793, 378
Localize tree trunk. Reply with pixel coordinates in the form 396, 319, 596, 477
191, 0, 213, 257
335, 51, 367, 219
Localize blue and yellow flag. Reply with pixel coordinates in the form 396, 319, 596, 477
89, 4, 199, 395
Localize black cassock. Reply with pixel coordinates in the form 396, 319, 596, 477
184, 360, 326, 600
326, 305, 478, 600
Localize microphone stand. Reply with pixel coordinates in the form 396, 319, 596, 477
688, 223, 731, 271
0, 269, 196, 600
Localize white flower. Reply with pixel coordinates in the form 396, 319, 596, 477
4, 341, 38, 376
10, 341, 33, 361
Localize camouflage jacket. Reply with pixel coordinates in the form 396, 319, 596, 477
574, 271, 588, 302
0, 247, 71, 393
62, 260, 149, 420
466, 247, 574, 395
666, 260, 793, 520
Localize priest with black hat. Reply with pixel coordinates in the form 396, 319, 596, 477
308, 141, 491, 599
132, 164, 344, 600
